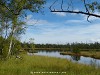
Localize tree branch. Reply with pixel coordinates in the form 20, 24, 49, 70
51, 10, 100, 18
83, 0, 89, 13
49, 0, 58, 11
61, 0, 63, 11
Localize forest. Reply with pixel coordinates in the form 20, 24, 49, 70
34, 42, 100, 50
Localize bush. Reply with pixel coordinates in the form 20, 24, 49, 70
2, 45, 9, 58
72, 47, 80, 54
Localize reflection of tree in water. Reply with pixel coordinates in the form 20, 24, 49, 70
90, 59, 97, 67
71, 55, 80, 61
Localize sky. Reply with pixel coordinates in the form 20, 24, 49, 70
21, 0, 100, 44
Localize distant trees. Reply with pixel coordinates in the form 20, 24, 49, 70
28, 38, 35, 53
34, 42, 100, 51
21, 38, 35, 52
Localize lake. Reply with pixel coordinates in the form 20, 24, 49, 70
28, 50, 100, 68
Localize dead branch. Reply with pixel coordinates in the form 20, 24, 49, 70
51, 10, 100, 18
50, 0, 100, 21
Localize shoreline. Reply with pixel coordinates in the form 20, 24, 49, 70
60, 51, 100, 59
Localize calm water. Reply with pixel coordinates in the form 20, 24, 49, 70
29, 50, 100, 68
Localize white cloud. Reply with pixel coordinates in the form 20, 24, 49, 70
74, 9, 79, 12
89, 38, 100, 43
22, 21, 100, 44
65, 14, 100, 24
52, 12, 66, 17
70, 9, 80, 16
81, 12, 100, 21
25, 15, 49, 25
65, 19, 84, 23
26, 15, 33, 20
22, 15, 100, 44
26, 19, 48, 25
83, 15, 99, 21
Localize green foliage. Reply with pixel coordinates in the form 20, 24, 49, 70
0, 37, 9, 58
34, 42, 100, 51
86, 1, 100, 12
0, 36, 22, 58
0, 0, 45, 57
0, 54, 99, 75
2, 44, 9, 58
29, 43, 35, 50
0, 37, 4, 53
22, 38, 36, 53
72, 47, 81, 54
11, 39, 22, 55
0, 0, 46, 18
6, 36, 22, 56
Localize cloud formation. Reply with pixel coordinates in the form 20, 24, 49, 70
22, 16, 100, 44
25, 15, 49, 26
52, 12, 66, 17
22, 10, 100, 44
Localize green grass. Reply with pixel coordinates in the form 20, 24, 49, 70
0, 54, 100, 75
60, 51, 100, 59
81, 51, 100, 59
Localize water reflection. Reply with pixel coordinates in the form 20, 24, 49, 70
71, 55, 80, 61
90, 59, 98, 67
33, 50, 100, 68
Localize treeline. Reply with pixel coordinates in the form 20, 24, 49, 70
1, 36, 100, 58
34, 43, 100, 49
22, 42, 100, 50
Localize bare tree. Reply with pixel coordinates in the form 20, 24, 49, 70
50, 0, 100, 22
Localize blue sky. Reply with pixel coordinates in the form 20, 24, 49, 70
21, 0, 100, 44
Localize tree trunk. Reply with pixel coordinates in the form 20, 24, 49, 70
7, 16, 17, 58
7, 37, 13, 57
7, 28, 15, 58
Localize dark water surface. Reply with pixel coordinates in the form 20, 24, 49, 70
28, 50, 100, 68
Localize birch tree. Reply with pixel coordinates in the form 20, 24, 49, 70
0, 0, 45, 57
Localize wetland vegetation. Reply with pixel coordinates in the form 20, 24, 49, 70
0, 54, 100, 75
0, 0, 100, 75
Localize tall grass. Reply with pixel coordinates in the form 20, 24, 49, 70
0, 54, 100, 75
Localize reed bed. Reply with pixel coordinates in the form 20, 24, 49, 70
0, 54, 100, 75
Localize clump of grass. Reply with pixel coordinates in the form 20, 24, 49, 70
0, 54, 100, 75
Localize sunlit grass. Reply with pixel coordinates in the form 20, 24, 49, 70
0, 54, 100, 75
81, 51, 100, 58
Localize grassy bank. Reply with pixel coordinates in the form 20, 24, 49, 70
60, 51, 100, 59
0, 54, 100, 75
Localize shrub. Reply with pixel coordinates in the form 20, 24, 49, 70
72, 47, 80, 54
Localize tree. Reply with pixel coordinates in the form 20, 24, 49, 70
50, 0, 100, 22
0, 0, 45, 57
29, 38, 35, 52
0, 36, 4, 55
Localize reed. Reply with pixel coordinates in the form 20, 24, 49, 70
0, 54, 100, 75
